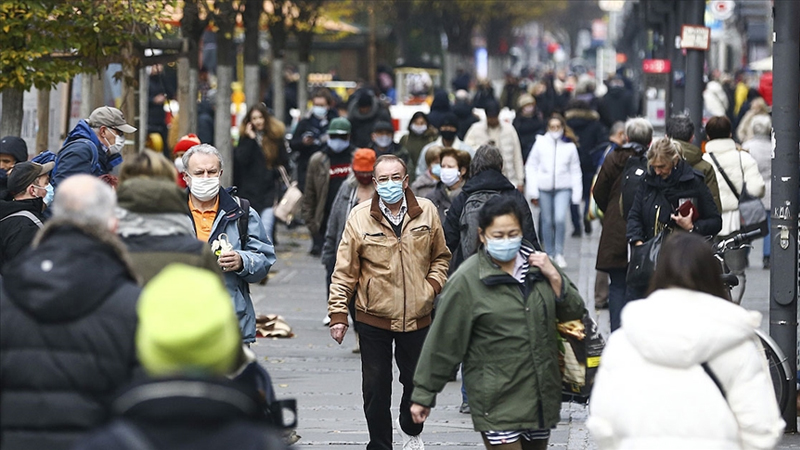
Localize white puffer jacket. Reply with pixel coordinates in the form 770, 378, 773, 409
587, 288, 784, 450
463, 121, 524, 187
703, 138, 766, 236
524, 134, 582, 204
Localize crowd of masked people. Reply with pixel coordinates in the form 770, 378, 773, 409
0, 64, 778, 450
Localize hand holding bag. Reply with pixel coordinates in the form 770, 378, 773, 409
274, 166, 303, 225
709, 152, 768, 236
626, 201, 670, 295
558, 311, 605, 403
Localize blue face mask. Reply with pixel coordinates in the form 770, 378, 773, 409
312, 106, 327, 118
376, 179, 405, 204
42, 183, 55, 207
328, 138, 350, 153
485, 236, 522, 262
430, 163, 441, 178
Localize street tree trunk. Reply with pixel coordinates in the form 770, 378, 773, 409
178, 0, 205, 138
36, 87, 50, 154
215, 0, 236, 187
268, 1, 290, 123
243, 0, 262, 109
271, 58, 285, 123
297, 29, 314, 115
1, 88, 24, 138
121, 44, 141, 158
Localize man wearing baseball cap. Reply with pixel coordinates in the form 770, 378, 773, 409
51, 106, 137, 188
0, 161, 53, 272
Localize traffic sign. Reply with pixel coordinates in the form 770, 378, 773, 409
710, 0, 735, 21
681, 25, 711, 50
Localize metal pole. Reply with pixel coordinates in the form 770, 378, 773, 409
683, 0, 704, 144
770, 0, 800, 431
671, 0, 685, 115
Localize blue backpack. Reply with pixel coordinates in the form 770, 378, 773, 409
39, 138, 104, 180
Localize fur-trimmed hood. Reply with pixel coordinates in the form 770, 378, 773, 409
564, 108, 600, 122
4, 219, 139, 322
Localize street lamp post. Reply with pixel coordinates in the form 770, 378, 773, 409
683, 0, 705, 145
770, 0, 800, 430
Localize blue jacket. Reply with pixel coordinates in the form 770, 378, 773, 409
52, 120, 122, 187
197, 188, 276, 342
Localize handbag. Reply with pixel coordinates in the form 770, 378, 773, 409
626, 199, 669, 296
709, 152, 768, 236
558, 311, 605, 403
274, 165, 303, 225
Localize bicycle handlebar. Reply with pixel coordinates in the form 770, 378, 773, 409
713, 229, 763, 254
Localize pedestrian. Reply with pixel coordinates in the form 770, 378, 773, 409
704, 74, 729, 118
146, 64, 176, 158
0, 175, 141, 450
0, 161, 52, 274
51, 106, 136, 187
627, 138, 722, 301
702, 116, 765, 304
410, 196, 586, 450
411, 146, 442, 198
302, 117, 356, 256
587, 232, 784, 450
73, 264, 288, 450
347, 90, 392, 148
290, 88, 338, 195
234, 103, 288, 245
416, 113, 473, 178
464, 102, 525, 189
598, 76, 636, 128
445, 145, 539, 273
116, 150, 220, 284
735, 97, 769, 144
172, 133, 201, 189
0, 136, 28, 196
665, 115, 722, 212
399, 111, 438, 182
427, 90, 452, 130
453, 91, 480, 141
741, 114, 773, 269
525, 114, 582, 268
512, 93, 545, 164
369, 120, 414, 174
425, 148, 471, 225
182, 144, 276, 343
328, 155, 451, 450
565, 99, 607, 236
593, 117, 652, 331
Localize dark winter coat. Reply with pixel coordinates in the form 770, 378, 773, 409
424, 181, 462, 226
0, 197, 45, 274
565, 108, 607, 170
676, 139, 722, 213
593, 143, 646, 271
512, 114, 545, 163
598, 86, 637, 128
289, 110, 338, 193
73, 378, 287, 450
626, 159, 722, 244
369, 140, 415, 176
0, 220, 141, 450
347, 99, 392, 148
51, 120, 120, 188
453, 101, 480, 141
427, 91, 452, 130
116, 178, 221, 284
444, 168, 539, 271
234, 135, 289, 213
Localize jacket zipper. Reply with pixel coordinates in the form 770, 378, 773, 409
551, 137, 558, 190
398, 234, 406, 331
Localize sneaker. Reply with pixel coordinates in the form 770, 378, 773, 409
553, 254, 568, 268
763, 256, 770, 270
459, 402, 470, 414
396, 417, 424, 450
322, 315, 331, 326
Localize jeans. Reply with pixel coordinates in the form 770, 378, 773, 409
538, 189, 571, 255
359, 323, 428, 450
606, 268, 628, 331
260, 207, 275, 244
763, 211, 771, 258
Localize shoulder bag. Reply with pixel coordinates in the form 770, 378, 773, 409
709, 153, 767, 237
274, 165, 303, 225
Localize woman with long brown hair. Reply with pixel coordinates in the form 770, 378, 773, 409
234, 103, 287, 244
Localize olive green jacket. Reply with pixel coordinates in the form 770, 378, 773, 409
411, 246, 585, 431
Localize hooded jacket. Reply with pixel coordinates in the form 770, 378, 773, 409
399, 126, 438, 171
0, 197, 45, 274
512, 113, 545, 163
464, 121, 525, 187
427, 91, 452, 130
565, 108, 607, 169
453, 101, 480, 141
347, 97, 392, 148
0, 219, 141, 450
525, 133, 583, 204
51, 120, 120, 187
588, 288, 784, 450
117, 178, 221, 284
234, 131, 288, 213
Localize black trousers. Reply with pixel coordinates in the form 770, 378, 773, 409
359, 322, 428, 450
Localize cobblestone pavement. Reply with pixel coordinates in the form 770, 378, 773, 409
251, 222, 794, 448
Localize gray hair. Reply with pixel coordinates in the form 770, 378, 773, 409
469, 144, 503, 178
609, 121, 626, 138
51, 175, 117, 229
625, 117, 654, 146
750, 114, 772, 138
181, 143, 224, 172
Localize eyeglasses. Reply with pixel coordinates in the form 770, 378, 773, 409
108, 127, 123, 136
375, 174, 405, 184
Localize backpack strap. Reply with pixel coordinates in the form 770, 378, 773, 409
234, 196, 250, 250
708, 153, 741, 200
701, 362, 727, 400
0, 210, 43, 228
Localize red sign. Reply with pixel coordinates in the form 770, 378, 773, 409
642, 59, 671, 74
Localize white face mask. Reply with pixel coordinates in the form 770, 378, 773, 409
439, 167, 461, 187
373, 135, 393, 148
410, 124, 427, 135
547, 130, 564, 140
189, 175, 220, 201
108, 133, 125, 155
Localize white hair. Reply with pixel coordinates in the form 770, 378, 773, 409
182, 143, 224, 172
51, 175, 117, 229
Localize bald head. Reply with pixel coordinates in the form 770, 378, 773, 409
52, 175, 118, 231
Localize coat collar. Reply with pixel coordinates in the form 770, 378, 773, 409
369, 187, 422, 224
704, 138, 737, 155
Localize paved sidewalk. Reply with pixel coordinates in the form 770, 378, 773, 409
251, 223, 792, 448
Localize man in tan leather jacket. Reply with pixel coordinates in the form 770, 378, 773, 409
328, 154, 450, 450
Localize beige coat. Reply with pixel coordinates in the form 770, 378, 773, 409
464, 121, 524, 187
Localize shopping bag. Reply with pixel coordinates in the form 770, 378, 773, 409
738, 182, 768, 236
274, 166, 303, 225
626, 228, 668, 297
558, 311, 605, 403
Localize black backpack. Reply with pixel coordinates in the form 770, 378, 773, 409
459, 190, 500, 260
619, 153, 647, 220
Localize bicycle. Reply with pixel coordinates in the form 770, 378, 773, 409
713, 229, 793, 415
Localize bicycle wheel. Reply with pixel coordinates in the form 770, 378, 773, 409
754, 329, 792, 414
